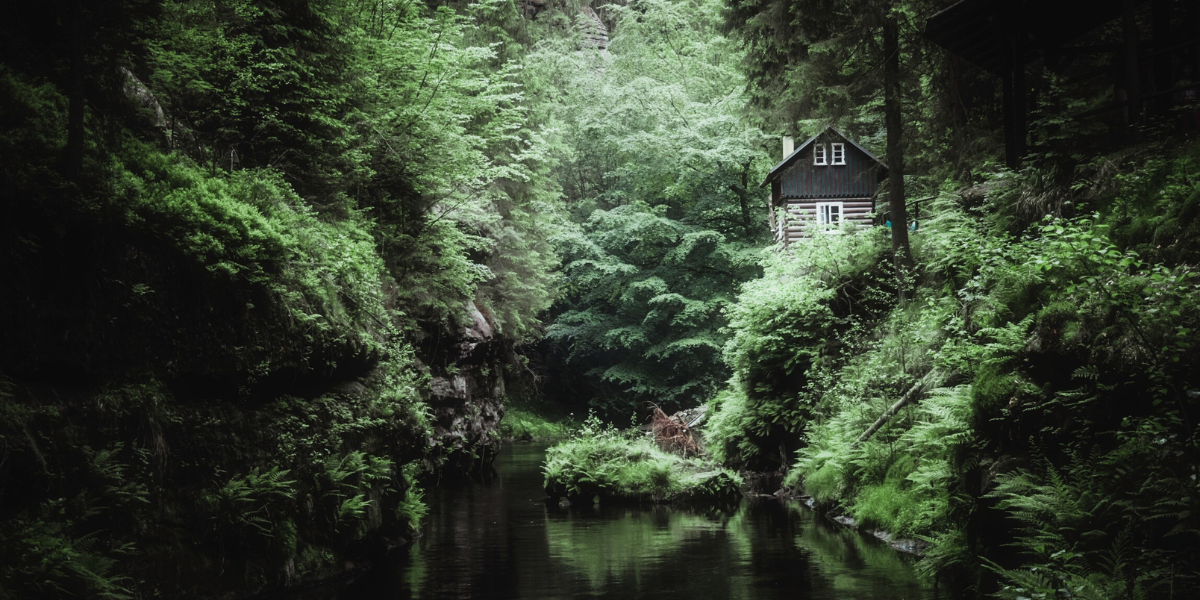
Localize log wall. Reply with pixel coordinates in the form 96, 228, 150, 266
775, 198, 875, 243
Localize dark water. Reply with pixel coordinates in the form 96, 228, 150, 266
345, 443, 934, 600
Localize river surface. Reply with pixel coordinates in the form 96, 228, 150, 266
343, 442, 934, 600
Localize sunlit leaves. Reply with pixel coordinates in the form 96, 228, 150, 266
525, 0, 769, 415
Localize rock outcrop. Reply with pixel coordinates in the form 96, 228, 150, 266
520, 1, 611, 50
424, 301, 508, 474
579, 6, 609, 50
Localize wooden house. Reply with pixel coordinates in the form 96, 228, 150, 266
761, 127, 888, 243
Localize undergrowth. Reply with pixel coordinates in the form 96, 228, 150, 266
0, 357, 432, 598
498, 406, 573, 441
543, 414, 741, 505
705, 138, 1200, 597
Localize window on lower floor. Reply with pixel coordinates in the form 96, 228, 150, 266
816, 202, 843, 230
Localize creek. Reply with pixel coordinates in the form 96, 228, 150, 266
337, 442, 934, 599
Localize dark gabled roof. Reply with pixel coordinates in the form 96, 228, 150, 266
759, 127, 888, 189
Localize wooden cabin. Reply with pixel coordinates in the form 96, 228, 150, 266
761, 127, 888, 243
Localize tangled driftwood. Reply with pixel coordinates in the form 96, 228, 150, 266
651, 407, 701, 457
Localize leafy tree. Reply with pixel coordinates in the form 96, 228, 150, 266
348, 1, 561, 338
549, 204, 759, 416
144, 0, 560, 338
147, 0, 359, 201
0, 0, 164, 183
526, 0, 771, 417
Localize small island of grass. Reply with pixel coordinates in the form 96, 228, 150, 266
543, 414, 741, 505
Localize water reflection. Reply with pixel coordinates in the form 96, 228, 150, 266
346, 443, 933, 600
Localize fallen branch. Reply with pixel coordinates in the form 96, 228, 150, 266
855, 371, 941, 445
651, 407, 700, 457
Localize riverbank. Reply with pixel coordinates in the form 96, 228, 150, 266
344, 442, 934, 600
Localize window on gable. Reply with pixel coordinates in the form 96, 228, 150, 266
831, 143, 845, 165
816, 202, 842, 231
813, 143, 827, 165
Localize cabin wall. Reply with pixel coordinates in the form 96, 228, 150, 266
776, 198, 874, 244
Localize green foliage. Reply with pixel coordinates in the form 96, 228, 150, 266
1, 13, 460, 589
703, 388, 754, 465
0, 519, 134, 600
498, 406, 573, 441
852, 481, 916, 535
147, 0, 359, 199
111, 147, 392, 353
0, 380, 136, 600
547, 204, 760, 416
707, 137, 1200, 594
986, 433, 1200, 600
330, 0, 562, 337
394, 462, 429, 531
529, 0, 770, 417
136, 0, 562, 340
2, 0, 579, 590
543, 414, 741, 504
1107, 143, 1200, 266
707, 228, 891, 469
198, 466, 297, 540
7, 0, 1200, 595
0, 363, 431, 598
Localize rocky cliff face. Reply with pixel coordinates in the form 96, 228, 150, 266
423, 301, 508, 474
579, 6, 609, 50
521, 0, 615, 50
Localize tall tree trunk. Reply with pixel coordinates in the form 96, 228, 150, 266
1189, 0, 1200, 75
1122, 0, 1142, 137
733, 162, 753, 237
66, 0, 85, 184
882, 7, 912, 298
1150, 0, 1171, 117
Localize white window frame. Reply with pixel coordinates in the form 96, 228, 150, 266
816, 201, 843, 232
831, 143, 846, 165
813, 143, 827, 165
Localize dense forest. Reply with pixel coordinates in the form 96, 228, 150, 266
2, 0, 1199, 598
